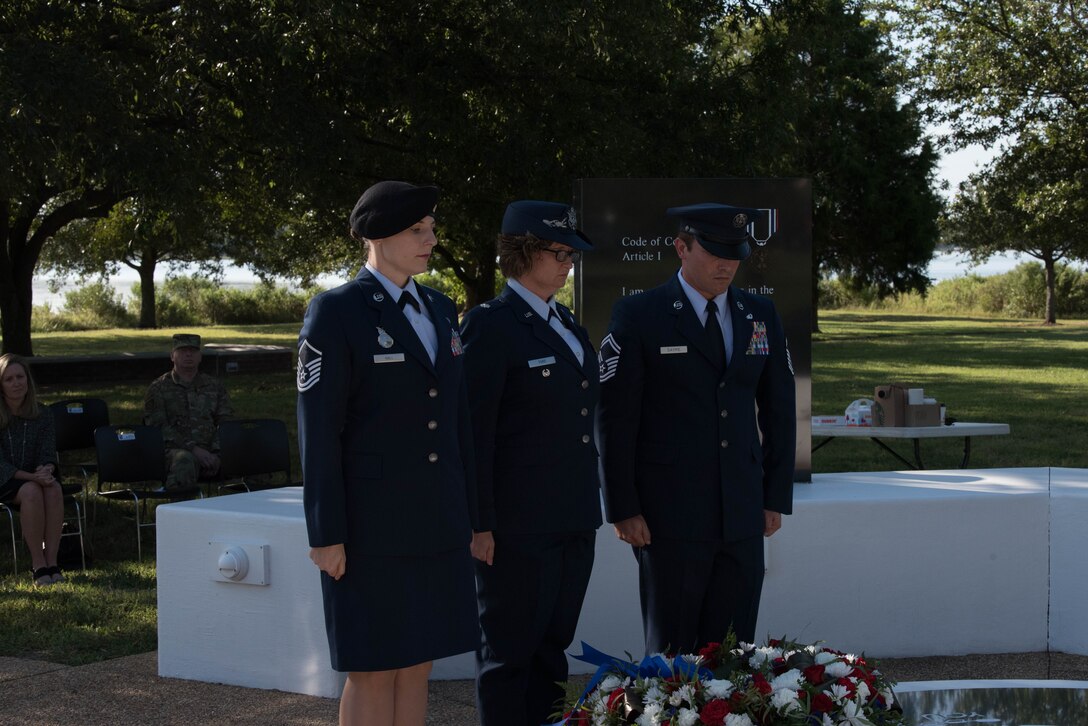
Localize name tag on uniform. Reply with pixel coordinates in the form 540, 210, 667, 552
660, 346, 688, 355
373, 353, 405, 364
528, 356, 556, 368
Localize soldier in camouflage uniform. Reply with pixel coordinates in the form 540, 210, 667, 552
144, 334, 234, 489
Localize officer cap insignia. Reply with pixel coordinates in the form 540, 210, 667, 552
733, 213, 748, 228
297, 339, 323, 392
673, 300, 683, 310
373, 292, 385, 302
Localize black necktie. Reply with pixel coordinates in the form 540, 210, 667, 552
398, 291, 420, 314
705, 300, 725, 372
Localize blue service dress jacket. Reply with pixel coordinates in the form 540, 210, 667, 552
297, 268, 478, 555
460, 284, 602, 534
597, 274, 796, 542
297, 268, 480, 671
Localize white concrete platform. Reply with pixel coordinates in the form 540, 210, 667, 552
157, 467, 1088, 698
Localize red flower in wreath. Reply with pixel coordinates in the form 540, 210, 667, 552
698, 698, 732, 726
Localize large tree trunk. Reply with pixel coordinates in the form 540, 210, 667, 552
1043, 256, 1057, 325
137, 259, 158, 328
810, 268, 821, 334
463, 263, 496, 312
1, 219, 38, 356
0, 271, 34, 356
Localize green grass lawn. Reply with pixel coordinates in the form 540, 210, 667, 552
810, 313, 1088, 472
1, 313, 1086, 664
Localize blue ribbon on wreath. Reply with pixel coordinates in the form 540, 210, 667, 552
546, 642, 714, 725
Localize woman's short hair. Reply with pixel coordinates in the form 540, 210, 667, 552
497, 232, 551, 279
0, 353, 40, 427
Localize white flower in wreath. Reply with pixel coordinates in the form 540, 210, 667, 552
770, 688, 801, 712
674, 684, 697, 706
854, 679, 872, 702
815, 651, 839, 665
642, 682, 665, 705
598, 675, 624, 692
824, 660, 853, 679
829, 682, 851, 704
676, 708, 700, 726
636, 702, 664, 725
749, 645, 782, 667
706, 678, 735, 699
771, 668, 802, 691
724, 713, 756, 726
838, 699, 877, 726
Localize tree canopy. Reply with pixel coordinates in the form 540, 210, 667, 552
722, 0, 943, 330
944, 122, 1088, 323
4, 0, 950, 351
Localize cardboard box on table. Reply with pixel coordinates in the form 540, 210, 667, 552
873, 384, 908, 426
904, 403, 941, 427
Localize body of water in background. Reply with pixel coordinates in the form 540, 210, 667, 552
30, 250, 1029, 311
31, 266, 346, 311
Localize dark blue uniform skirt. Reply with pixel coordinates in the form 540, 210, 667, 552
321, 546, 479, 672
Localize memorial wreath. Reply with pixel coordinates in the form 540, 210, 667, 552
553, 635, 905, 726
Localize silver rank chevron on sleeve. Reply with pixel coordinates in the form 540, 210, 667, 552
598, 333, 621, 382
297, 339, 323, 392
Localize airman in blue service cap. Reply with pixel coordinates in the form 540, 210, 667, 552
349, 180, 439, 240
501, 200, 593, 250
666, 203, 763, 260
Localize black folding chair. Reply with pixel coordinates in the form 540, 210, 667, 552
217, 419, 298, 494
93, 424, 203, 559
49, 398, 110, 534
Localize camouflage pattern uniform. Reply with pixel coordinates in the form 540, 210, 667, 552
144, 371, 233, 488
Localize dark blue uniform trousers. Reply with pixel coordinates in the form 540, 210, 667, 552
635, 535, 765, 654
475, 531, 595, 726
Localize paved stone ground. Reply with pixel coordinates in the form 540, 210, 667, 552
1, 651, 1086, 725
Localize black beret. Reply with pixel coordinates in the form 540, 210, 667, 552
349, 181, 439, 240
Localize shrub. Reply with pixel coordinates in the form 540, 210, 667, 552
31, 281, 136, 331
141, 276, 316, 326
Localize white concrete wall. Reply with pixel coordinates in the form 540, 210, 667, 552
157, 467, 1088, 698
758, 468, 1051, 657
1047, 467, 1088, 654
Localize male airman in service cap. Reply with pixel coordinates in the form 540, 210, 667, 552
597, 201, 796, 654
144, 333, 233, 489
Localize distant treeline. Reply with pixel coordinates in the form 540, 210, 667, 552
821, 262, 1088, 319
32, 262, 1088, 332
32, 277, 322, 331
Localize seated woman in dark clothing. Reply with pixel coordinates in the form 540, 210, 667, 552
0, 354, 64, 586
